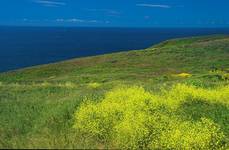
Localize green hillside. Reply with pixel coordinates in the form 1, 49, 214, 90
0, 35, 229, 149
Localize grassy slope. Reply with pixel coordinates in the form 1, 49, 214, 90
0, 35, 229, 148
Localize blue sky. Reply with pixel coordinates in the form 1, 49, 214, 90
0, 0, 229, 27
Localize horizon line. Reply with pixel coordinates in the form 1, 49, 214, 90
1, 25, 229, 29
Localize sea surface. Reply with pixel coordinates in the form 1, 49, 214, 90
0, 26, 229, 72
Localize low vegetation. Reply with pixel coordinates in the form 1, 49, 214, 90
74, 84, 228, 149
0, 35, 228, 149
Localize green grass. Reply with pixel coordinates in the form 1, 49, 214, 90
0, 35, 229, 149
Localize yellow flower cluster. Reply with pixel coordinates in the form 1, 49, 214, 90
87, 82, 101, 89
74, 84, 228, 149
174, 73, 192, 78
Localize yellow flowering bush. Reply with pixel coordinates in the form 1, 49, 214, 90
174, 73, 192, 78
73, 84, 228, 149
154, 118, 225, 149
209, 70, 229, 81
40, 81, 51, 87
164, 84, 229, 108
87, 82, 101, 89
63, 81, 76, 88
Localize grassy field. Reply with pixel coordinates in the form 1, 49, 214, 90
0, 35, 229, 149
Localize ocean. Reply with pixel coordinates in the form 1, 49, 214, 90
0, 26, 229, 72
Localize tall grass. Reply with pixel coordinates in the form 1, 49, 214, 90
74, 84, 229, 149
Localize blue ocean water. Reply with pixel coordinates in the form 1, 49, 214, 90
0, 26, 229, 72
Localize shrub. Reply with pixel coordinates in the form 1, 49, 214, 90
87, 82, 101, 89
164, 84, 229, 108
155, 118, 225, 149
73, 85, 228, 149
209, 70, 229, 81
63, 82, 76, 88
174, 73, 192, 78
40, 82, 51, 87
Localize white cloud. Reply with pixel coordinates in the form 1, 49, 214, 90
55, 18, 110, 24
136, 4, 171, 8
66, 19, 85, 23
144, 16, 150, 19
85, 9, 121, 16
56, 18, 64, 22
88, 20, 98, 23
34, 0, 66, 7
105, 21, 110, 24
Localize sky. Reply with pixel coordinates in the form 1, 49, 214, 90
0, 0, 229, 27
